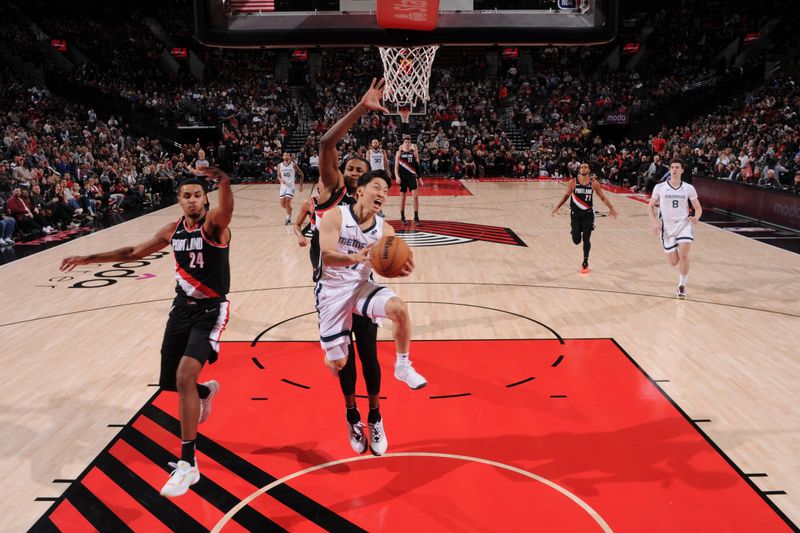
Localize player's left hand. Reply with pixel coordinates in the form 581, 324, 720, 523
609, 207, 619, 219
201, 167, 228, 183
395, 251, 415, 277
360, 78, 390, 114
417, 178, 424, 187
689, 216, 698, 225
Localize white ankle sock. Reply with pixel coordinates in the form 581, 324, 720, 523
679, 274, 688, 286
396, 352, 408, 365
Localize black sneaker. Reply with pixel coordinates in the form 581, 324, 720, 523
413, 217, 421, 226
400, 214, 407, 224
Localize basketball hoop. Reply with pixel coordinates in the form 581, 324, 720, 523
379, 45, 439, 117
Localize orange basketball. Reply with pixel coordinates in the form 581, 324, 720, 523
371, 236, 411, 277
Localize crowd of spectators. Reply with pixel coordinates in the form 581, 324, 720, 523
3, 0, 799, 248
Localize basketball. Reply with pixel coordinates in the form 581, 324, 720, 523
371, 236, 411, 277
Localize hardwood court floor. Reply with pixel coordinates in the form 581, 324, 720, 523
1, 179, 798, 530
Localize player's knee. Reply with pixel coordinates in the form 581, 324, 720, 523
386, 297, 409, 324
175, 368, 197, 393
571, 232, 582, 245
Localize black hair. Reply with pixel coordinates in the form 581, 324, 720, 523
340, 155, 369, 173
177, 177, 207, 193
358, 169, 392, 190
670, 158, 685, 168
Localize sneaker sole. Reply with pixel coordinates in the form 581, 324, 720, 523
394, 373, 428, 390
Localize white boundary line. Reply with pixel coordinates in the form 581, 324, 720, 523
211, 451, 613, 532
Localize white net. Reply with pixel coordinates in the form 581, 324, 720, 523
378, 45, 439, 115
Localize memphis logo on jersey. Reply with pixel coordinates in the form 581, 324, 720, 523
388, 220, 526, 247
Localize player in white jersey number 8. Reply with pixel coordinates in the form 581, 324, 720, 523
648, 158, 703, 299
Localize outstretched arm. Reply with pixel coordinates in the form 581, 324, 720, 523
551, 180, 576, 216
593, 180, 618, 219
319, 79, 389, 190
202, 167, 233, 244
61, 223, 172, 271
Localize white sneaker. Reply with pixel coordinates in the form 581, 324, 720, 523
0, 238, 10, 246
368, 419, 388, 456
394, 360, 428, 390
347, 420, 368, 454
43, 226, 52, 234
160, 460, 200, 497
677, 285, 687, 300
198, 380, 219, 424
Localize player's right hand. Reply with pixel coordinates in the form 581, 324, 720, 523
297, 236, 308, 247
551, 207, 559, 217
395, 177, 401, 185
651, 223, 660, 236
60, 256, 87, 272
352, 243, 374, 265
360, 78, 390, 114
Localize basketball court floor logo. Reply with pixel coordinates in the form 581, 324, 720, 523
389, 220, 527, 248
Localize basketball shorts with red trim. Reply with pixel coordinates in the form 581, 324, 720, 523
159, 297, 230, 391
661, 218, 694, 253
315, 280, 396, 361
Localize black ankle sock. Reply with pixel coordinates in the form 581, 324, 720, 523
368, 406, 381, 424
181, 440, 195, 464
346, 406, 360, 424
401, 211, 406, 219
197, 384, 210, 399
414, 211, 419, 219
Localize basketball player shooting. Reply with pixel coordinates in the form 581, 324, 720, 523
313, 79, 427, 456
316, 169, 419, 455
60, 168, 234, 497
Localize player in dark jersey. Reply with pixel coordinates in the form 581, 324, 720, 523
60, 167, 234, 497
394, 135, 423, 225
314, 79, 427, 455
552, 162, 618, 273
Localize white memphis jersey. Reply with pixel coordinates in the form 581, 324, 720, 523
654, 181, 697, 223
321, 205, 384, 288
369, 149, 386, 171
278, 162, 296, 186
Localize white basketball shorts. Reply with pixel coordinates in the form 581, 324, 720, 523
315, 280, 396, 361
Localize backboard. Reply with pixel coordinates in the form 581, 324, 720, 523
194, 0, 618, 48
